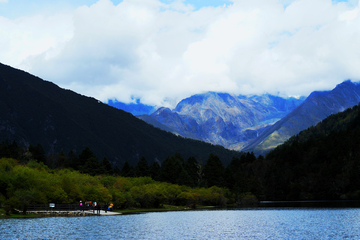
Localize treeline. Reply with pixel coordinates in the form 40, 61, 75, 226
0, 142, 114, 176
0, 158, 235, 215
0, 140, 261, 208
120, 152, 262, 201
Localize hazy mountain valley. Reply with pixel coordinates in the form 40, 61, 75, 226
137, 92, 305, 151
114, 80, 360, 155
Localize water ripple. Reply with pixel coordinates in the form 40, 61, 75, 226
1, 208, 360, 239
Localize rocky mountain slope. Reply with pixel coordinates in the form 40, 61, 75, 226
138, 92, 304, 151
137, 80, 360, 155
0, 63, 241, 167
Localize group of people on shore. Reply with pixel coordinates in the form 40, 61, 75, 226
79, 201, 113, 214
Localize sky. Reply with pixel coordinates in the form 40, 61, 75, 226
1, 0, 360, 108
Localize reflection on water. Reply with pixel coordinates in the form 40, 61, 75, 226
1, 205, 360, 239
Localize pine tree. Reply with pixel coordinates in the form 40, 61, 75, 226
78, 146, 96, 166
28, 143, 46, 164
176, 166, 193, 186
56, 149, 69, 168
80, 156, 100, 176
149, 161, 161, 181
100, 157, 113, 175
185, 157, 200, 187
135, 156, 149, 177
68, 150, 79, 170
203, 153, 225, 187
159, 153, 185, 184
113, 165, 121, 176
121, 161, 135, 177
0, 140, 12, 159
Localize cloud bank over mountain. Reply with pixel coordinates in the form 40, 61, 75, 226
1, 0, 360, 108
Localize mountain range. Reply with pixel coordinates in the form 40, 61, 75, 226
0, 63, 241, 167
135, 80, 360, 155
137, 92, 305, 152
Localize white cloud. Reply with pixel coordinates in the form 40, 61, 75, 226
0, 0, 8, 3
1, 0, 360, 108
0, 13, 73, 68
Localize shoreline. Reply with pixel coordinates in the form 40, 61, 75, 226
4, 200, 359, 219
0, 205, 214, 219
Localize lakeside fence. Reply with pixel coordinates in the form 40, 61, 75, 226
27, 204, 107, 212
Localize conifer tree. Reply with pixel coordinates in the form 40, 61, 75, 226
28, 143, 46, 165
101, 157, 113, 175
159, 153, 185, 184
80, 156, 100, 176
121, 161, 135, 177
113, 165, 121, 176
135, 156, 149, 177
203, 153, 225, 187
0, 140, 11, 159
176, 166, 193, 186
78, 146, 96, 166
185, 156, 200, 187
149, 161, 161, 180
68, 150, 79, 170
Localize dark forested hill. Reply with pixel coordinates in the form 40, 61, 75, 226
259, 103, 360, 200
0, 63, 241, 167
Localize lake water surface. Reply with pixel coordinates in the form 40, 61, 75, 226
1, 206, 360, 239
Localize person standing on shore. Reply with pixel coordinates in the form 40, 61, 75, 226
97, 203, 101, 215
79, 201, 83, 212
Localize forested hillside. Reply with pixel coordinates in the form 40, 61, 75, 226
0, 63, 241, 167
261, 103, 360, 200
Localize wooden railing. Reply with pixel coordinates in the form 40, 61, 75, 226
27, 204, 107, 212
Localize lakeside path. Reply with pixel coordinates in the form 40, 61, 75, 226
83, 210, 122, 216
26, 210, 122, 216
6, 205, 209, 218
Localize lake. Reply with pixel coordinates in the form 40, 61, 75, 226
1, 205, 360, 239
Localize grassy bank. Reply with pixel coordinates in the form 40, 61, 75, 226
0, 208, 40, 219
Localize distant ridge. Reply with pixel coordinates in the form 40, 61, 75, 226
134, 80, 360, 155
0, 63, 241, 167
107, 99, 155, 116
243, 80, 360, 154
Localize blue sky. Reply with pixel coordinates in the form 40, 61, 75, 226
0, 0, 352, 18
0, 0, 232, 18
0, 0, 359, 107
